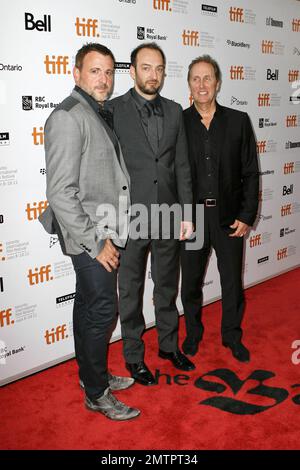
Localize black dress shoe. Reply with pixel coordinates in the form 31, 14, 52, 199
182, 337, 201, 356
223, 341, 250, 363
158, 349, 196, 371
126, 361, 156, 386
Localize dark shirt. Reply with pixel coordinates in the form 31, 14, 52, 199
130, 88, 164, 150
188, 103, 223, 200
74, 85, 120, 160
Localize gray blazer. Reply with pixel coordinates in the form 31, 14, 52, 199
108, 90, 192, 211
39, 89, 131, 258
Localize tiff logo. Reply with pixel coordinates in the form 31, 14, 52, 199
229, 7, 244, 22
281, 204, 292, 216
283, 162, 295, 174
288, 70, 299, 82
230, 66, 244, 80
153, 0, 171, 11
44, 55, 71, 75
45, 324, 68, 345
249, 234, 261, 248
262, 40, 273, 54
292, 19, 300, 32
277, 248, 288, 260
286, 115, 297, 127
32, 126, 44, 145
27, 265, 53, 285
257, 141, 267, 154
24, 12, 51, 32
75, 18, 99, 37
182, 30, 199, 46
0, 308, 14, 327
258, 93, 270, 106
26, 201, 48, 220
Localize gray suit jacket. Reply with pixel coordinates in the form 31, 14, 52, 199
39, 89, 131, 258
108, 90, 192, 214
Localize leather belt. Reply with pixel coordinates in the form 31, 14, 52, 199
199, 198, 217, 207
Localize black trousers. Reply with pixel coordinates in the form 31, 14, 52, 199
118, 238, 180, 363
71, 252, 117, 400
181, 206, 244, 345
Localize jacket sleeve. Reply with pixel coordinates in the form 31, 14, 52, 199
44, 110, 104, 258
237, 112, 259, 226
174, 105, 193, 218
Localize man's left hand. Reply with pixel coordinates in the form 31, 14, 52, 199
180, 221, 194, 240
229, 219, 249, 238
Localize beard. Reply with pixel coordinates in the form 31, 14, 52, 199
136, 78, 160, 96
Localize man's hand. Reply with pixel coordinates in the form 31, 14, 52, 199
229, 219, 249, 238
96, 239, 120, 272
180, 221, 194, 241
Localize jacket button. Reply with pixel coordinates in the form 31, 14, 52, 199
155, 158, 158, 162
154, 180, 158, 184
122, 186, 127, 190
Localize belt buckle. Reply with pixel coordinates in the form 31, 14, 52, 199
205, 198, 216, 207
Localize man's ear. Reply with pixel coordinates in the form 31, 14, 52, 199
73, 66, 80, 84
129, 65, 136, 81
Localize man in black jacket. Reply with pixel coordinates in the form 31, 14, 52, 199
181, 55, 259, 362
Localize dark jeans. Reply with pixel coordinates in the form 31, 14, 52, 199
181, 206, 244, 345
71, 251, 117, 399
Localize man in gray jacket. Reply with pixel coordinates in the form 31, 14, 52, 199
39, 43, 139, 421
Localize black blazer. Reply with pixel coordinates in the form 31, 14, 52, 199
109, 90, 193, 211
184, 103, 259, 227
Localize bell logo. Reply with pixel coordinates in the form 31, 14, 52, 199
45, 324, 68, 345
27, 265, 53, 286
229, 7, 244, 22
284, 162, 295, 174
26, 201, 48, 221
230, 66, 244, 80
292, 19, 300, 32
262, 40, 274, 54
0, 308, 14, 328
44, 55, 71, 75
24, 12, 51, 32
182, 30, 199, 46
257, 141, 267, 154
258, 93, 270, 106
75, 18, 99, 37
249, 234, 261, 248
288, 70, 299, 82
277, 248, 287, 260
0, 242, 5, 261
283, 184, 293, 196
153, 0, 171, 11
286, 115, 297, 127
281, 204, 292, 217
32, 126, 44, 145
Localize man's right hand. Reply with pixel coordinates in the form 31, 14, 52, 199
96, 239, 120, 272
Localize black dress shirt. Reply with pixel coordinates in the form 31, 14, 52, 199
188, 103, 224, 200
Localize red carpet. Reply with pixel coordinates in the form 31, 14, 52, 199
1, 268, 300, 450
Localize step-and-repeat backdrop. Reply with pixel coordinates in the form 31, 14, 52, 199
1, 0, 300, 385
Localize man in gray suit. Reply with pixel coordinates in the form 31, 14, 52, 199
108, 43, 195, 385
39, 43, 139, 420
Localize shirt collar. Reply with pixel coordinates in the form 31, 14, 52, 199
74, 85, 103, 114
130, 87, 161, 110
192, 101, 223, 120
